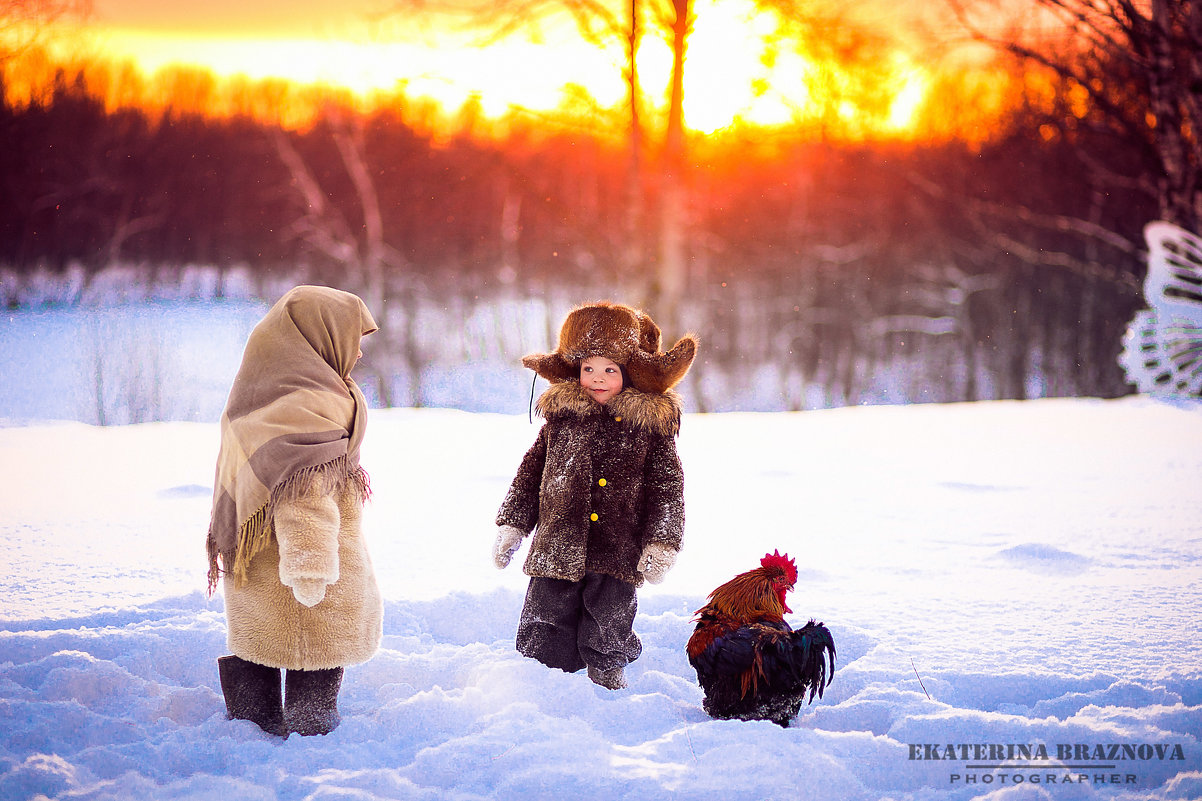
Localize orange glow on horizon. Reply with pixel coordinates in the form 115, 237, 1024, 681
0, 0, 1004, 143
88, 26, 629, 121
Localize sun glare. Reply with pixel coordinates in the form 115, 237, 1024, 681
673, 0, 807, 133
888, 70, 927, 131
95, 28, 626, 118
77, 0, 933, 139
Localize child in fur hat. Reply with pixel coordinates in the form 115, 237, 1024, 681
207, 285, 383, 736
493, 301, 697, 689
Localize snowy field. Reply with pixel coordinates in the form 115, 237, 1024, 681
1, 395, 1200, 800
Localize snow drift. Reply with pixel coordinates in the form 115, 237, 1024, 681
2, 397, 1200, 800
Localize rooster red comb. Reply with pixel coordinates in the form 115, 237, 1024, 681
761, 550, 798, 585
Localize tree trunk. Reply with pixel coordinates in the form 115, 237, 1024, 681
650, 0, 691, 334
622, 0, 647, 281
331, 117, 386, 315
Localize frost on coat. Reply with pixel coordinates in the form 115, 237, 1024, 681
223, 480, 383, 671
496, 382, 685, 587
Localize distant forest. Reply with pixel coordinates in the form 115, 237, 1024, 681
0, 54, 1167, 409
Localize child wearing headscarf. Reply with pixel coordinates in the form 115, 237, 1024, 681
207, 285, 382, 736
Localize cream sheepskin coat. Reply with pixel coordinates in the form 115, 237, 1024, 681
224, 480, 382, 671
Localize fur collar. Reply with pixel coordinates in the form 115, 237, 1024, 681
536, 381, 682, 436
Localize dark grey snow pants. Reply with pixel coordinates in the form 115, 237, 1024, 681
516, 572, 642, 673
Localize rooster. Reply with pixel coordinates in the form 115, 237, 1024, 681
686, 550, 835, 727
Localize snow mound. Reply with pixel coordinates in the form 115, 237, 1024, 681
995, 543, 1092, 574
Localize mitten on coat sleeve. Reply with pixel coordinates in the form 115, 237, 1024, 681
637, 541, 678, 584
493, 524, 526, 569
275, 486, 341, 607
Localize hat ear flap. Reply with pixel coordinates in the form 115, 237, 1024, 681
636, 311, 662, 354
626, 334, 697, 394
521, 353, 578, 383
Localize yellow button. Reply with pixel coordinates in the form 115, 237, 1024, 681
590, 513, 599, 522
598, 478, 607, 487
615, 416, 623, 422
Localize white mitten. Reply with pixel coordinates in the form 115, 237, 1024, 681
638, 542, 678, 584
290, 577, 328, 607
275, 489, 340, 608
493, 525, 526, 569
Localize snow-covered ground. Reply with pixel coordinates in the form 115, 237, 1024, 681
0, 299, 269, 425
2, 395, 1200, 800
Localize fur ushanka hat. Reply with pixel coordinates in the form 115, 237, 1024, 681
522, 301, 697, 394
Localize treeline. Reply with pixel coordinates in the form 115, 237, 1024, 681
0, 63, 1156, 408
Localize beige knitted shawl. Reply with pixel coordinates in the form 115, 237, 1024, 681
206, 285, 378, 594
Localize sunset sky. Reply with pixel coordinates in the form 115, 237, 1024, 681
75, 0, 960, 134
90, 0, 619, 114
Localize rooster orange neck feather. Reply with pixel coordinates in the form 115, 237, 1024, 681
696, 567, 789, 622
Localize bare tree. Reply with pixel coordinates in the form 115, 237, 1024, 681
951, 0, 1202, 234
273, 109, 393, 309
379, 0, 900, 337
0, 0, 91, 64
87, 311, 166, 425
381, 0, 696, 330
272, 107, 411, 405
640, 0, 689, 332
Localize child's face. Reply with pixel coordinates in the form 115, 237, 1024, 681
580, 356, 623, 405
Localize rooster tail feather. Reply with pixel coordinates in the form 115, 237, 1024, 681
794, 619, 836, 703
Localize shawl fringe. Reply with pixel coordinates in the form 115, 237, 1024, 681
206, 456, 370, 596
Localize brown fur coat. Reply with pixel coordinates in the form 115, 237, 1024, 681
496, 381, 685, 587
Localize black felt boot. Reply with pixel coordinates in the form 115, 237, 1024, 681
285, 667, 343, 736
217, 655, 286, 737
